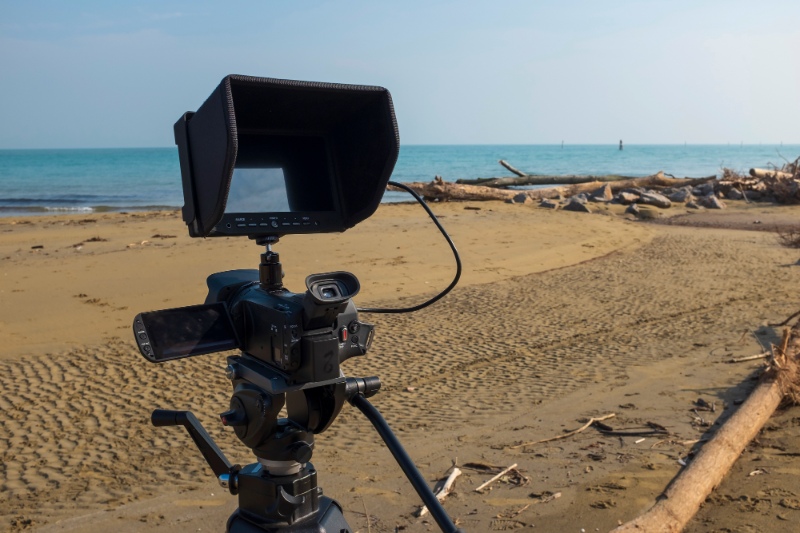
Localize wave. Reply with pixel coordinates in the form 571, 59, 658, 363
0, 205, 179, 216
0, 195, 163, 204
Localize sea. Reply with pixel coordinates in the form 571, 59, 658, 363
1, 144, 798, 217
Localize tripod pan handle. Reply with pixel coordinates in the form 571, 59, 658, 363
152, 409, 188, 427
150, 409, 236, 484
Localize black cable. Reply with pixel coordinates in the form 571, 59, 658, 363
357, 181, 462, 314
349, 394, 464, 533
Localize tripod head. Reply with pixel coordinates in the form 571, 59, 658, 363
219, 353, 352, 527
152, 377, 468, 532
151, 376, 385, 531
221, 353, 346, 465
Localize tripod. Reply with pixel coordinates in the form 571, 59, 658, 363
152, 359, 464, 533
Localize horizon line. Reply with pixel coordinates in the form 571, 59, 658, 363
2, 142, 800, 151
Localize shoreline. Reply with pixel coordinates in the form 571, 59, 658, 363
1, 201, 799, 532
0, 206, 180, 218
0, 201, 423, 219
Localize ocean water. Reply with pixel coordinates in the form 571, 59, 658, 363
1, 144, 798, 216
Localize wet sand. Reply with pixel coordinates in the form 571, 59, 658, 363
1, 201, 799, 532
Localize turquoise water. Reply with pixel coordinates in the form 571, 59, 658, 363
1, 144, 797, 216
0, 148, 181, 215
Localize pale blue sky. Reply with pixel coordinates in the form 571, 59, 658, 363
1, 1, 798, 148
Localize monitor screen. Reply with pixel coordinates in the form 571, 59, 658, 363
225, 168, 291, 213
210, 133, 341, 236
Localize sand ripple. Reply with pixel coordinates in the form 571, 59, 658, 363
1, 226, 799, 531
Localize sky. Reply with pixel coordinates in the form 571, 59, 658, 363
1, 0, 799, 148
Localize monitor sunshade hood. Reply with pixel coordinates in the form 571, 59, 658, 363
174, 75, 400, 238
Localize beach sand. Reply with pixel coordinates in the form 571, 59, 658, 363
1, 201, 799, 532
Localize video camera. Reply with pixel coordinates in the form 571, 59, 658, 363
132, 75, 462, 533
133, 75, 397, 385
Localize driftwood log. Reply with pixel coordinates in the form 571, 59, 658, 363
611, 324, 800, 533
392, 173, 715, 203
458, 160, 715, 188
399, 157, 800, 204
457, 174, 646, 187
728, 165, 800, 203
389, 177, 528, 202
749, 168, 794, 180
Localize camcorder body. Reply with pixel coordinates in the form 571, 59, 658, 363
134, 268, 374, 388
215, 269, 370, 383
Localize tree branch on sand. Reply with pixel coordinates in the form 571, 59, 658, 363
508, 414, 616, 449
611, 322, 800, 533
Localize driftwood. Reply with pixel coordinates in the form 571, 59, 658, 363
499, 159, 526, 177
727, 351, 770, 363
457, 174, 645, 187
393, 173, 715, 203
457, 160, 715, 188
474, 463, 518, 492
721, 158, 800, 203
393, 155, 800, 204
611, 324, 800, 533
750, 168, 794, 180
390, 177, 529, 202
770, 308, 800, 327
417, 467, 462, 517
509, 413, 616, 449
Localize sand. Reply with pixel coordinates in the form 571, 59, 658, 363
1, 200, 799, 532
